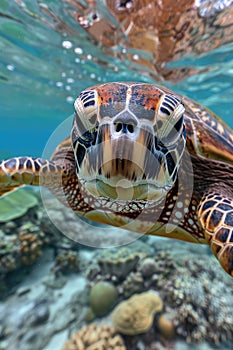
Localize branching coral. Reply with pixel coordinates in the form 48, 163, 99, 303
19, 225, 48, 265
53, 249, 80, 274
62, 324, 126, 350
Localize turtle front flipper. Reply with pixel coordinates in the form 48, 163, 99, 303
0, 157, 64, 197
198, 184, 233, 277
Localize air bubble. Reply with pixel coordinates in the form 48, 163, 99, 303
6, 64, 15, 71
133, 54, 139, 60
62, 40, 73, 49
74, 47, 83, 54
66, 96, 74, 103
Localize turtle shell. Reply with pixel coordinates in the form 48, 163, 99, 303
152, 83, 233, 165
181, 95, 233, 165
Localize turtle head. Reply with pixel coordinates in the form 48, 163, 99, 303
72, 82, 186, 203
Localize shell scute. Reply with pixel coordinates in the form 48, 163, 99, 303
182, 95, 233, 165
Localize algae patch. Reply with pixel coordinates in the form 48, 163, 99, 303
0, 189, 38, 222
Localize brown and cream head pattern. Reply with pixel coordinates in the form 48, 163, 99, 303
72, 82, 185, 202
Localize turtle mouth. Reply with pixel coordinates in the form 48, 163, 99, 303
80, 175, 171, 202
85, 178, 168, 202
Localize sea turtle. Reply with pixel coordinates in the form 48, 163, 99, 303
0, 82, 233, 276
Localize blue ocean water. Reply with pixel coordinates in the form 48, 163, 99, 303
0, 2, 233, 350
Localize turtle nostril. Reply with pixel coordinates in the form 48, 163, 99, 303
114, 122, 123, 132
113, 113, 138, 134
127, 124, 134, 133
114, 122, 135, 134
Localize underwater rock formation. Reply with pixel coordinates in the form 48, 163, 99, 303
112, 291, 163, 335
62, 323, 126, 350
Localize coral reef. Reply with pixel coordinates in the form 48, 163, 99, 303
90, 281, 118, 317
53, 248, 80, 274
86, 241, 155, 292
62, 324, 126, 350
51, 233, 233, 347
1, 197, 233, 350
0, 222, 49, 279
120, 271, 145, 298
97, 247, 144, 281
0, 190, 48, 278
112, 291, 163, 335
0, 229, 21, 274
152, 251, 178, 279
161, 256, 233, 345
19, 223, 49, 265
139, 257, 158, 278
87, 248, 180, 298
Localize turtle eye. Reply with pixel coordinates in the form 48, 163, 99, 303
74, 89, 99, 137
156, 94, 185, 146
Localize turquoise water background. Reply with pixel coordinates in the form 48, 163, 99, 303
0, 0, 233, 159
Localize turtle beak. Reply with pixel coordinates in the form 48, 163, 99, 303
99, 134, 161, 181
79, 122, 171, 201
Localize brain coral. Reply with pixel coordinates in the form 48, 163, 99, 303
90, 281, 118, 317
62, 323, 126, 350
112, 291, 163, 335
